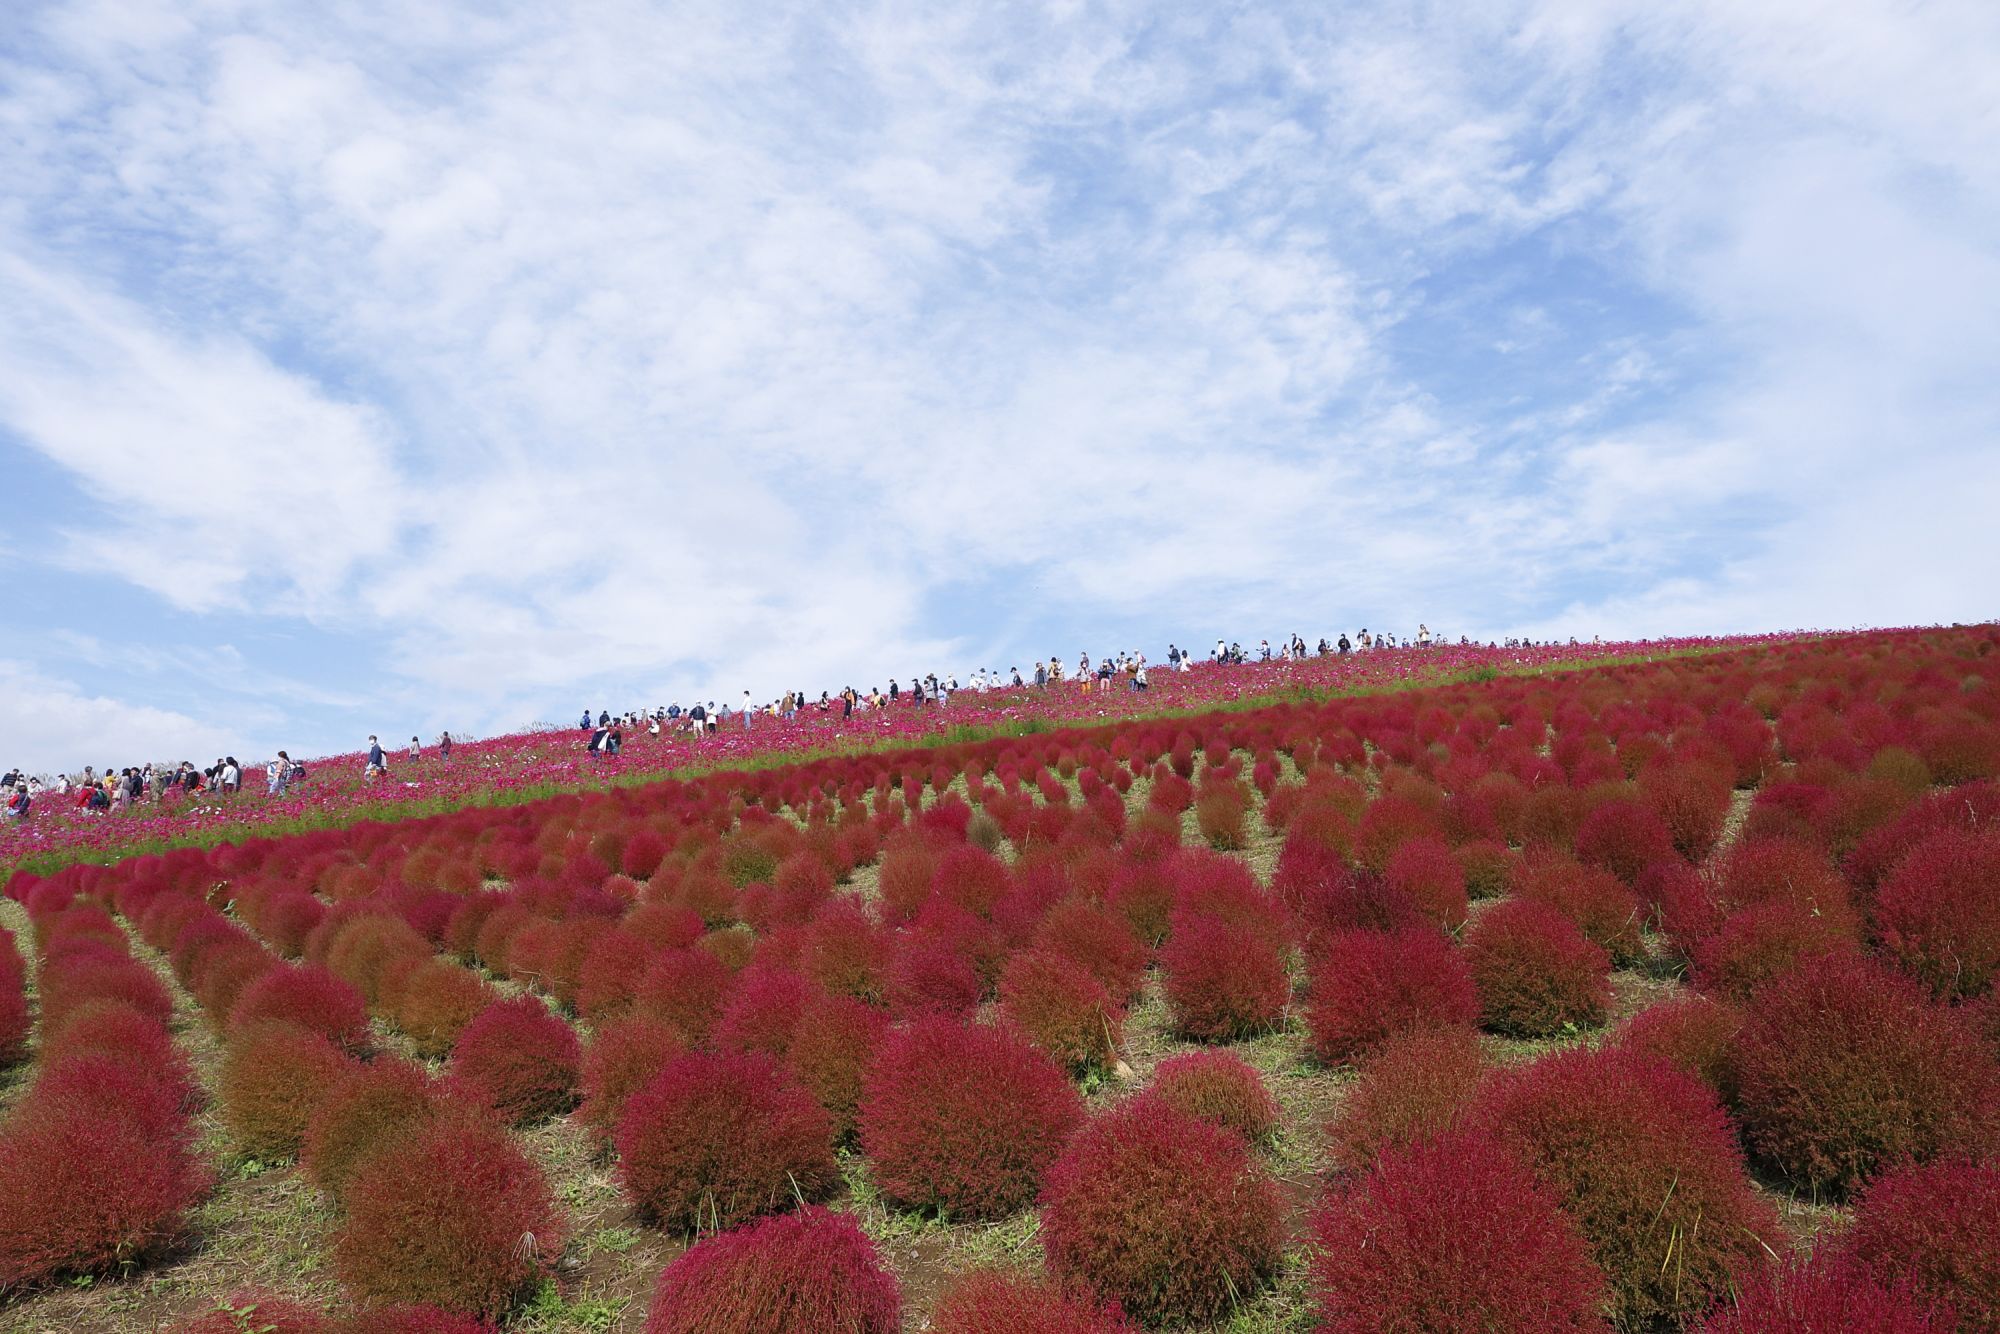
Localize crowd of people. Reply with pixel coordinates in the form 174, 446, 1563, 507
4, 622, 1577, 821
568, 624, 1489, 753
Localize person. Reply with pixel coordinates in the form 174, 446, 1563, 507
267, 752, 289, 796
3, 784, 29, 820
1338, 632, 1351, 654
408, 735, 422, 762
439, 732, 453, 761
364, 736, 388, 779
1417, 623, 1432, 648
587, 722, 609, 754
220, 757, 241, 793
579, 708, 592, 730
742, 690, 753, 730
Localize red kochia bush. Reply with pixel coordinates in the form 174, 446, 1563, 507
220, 1020, 357, 1158
1692, 900, 1858, 1002
336, 1113, 563, 1319
344, 1303, 500, 1333
1611, 993, 1742, 1096
858, 1017, 1082, 1221
302, 1059, 440, 1203
929, 1268, 1135, 1333
1148, 1049, 1280, 1145
1843, 1156, 2000, 1331
229, 963, 372, 1055
1034, 898, 1149, 1000
1730, 953, 2000, 1194
999, 949, 1122, 1075
1383, 837, 1470, 931
1695, 1252, 1953, 1333
1465, 899, 1611, 1037
1329, 1026, 1486, 1172
1513, 855, 1645, 966
1873, 828, 2000, 999
1159, 914, 1290, 1040
390, 960, 493, 1059
785, 992, 889, 1141
578, 1013, 686, 1144
447, 996, 581, 1126
1040, 1098, 1282, 1325
1306, 927, 1477, 1066
616, 1050, 838, 1232
1309, 1130, 1608, 1334
710, 965, 816, 1060
1474, 1045, 1779, 1327
643, 1205, 899, 1334
0, 931, 28, 1066
0, 1064, 211, 1287
1574, 797, 1679, 885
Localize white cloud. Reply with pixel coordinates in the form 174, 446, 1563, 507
0, 660, 261, 776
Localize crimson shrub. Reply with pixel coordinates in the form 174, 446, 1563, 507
1159, 914, 1290, 1040
1329, 1025, 1486, 1172
336, 1112, 563, 1319
643, 1206, 899, 1334
616, 1050, 837, 1232
447, 996, 580, 1125
858, 1017, 1082, 1220
1465, 899, 1610, 1037
1306, 927, 1477, 1065
1730, 953, 2000, 1193
1843, 1156, 1999, 1331
1310, 1129, 1608, 1334
999, 949, 1122, 1076
1040, 1098, 1282, 1325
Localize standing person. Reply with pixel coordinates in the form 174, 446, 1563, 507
742, 690, 753, 730
439, 732, 453, 761
365, 736, 388, 779
579, 708, 592, 730
267, 753, 288, 796
408, 735, 421, 763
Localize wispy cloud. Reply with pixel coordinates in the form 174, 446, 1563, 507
0, 0, 1994, 770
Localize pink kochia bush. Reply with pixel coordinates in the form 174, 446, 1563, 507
643, 1206, 899, 1334
1158, 914, 1291, 1040
928, 1268, 1135, 1333
1473, 1045, 1780, 1327
1147, 1049, 1281, 1145
1695, 1251, 1954, 1333
616, 1050, 838, 1233
1729, 953, 2000, 1194
1040, 1098, 1283, 1325
228, 963, 372, 1055
1309, 1130, 1609, 1334
1872, 828, 2000, 999
447, 995, 581, 1126
1305, 927, 1477, 1066
1842, 1156, 2000, 1330
1464, 899, 1611, 1038
336, 1112, 564, 1319
858, 1017, 1083, 1221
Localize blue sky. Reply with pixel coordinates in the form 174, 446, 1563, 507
2, 0, 1996, 773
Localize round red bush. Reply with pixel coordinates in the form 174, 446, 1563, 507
0, 1068, 211, 1287
1575, 797, 1679, 885
885, 931, 984, 1019
1159, 914, 1290, 1041
633, 945, 734, 1042
1473, 1044, 1780, 1327
1695, 1251, 1953, 1333
1033, 898, 1149, 1000
643, 1205, 899, 1334
1383, 836, 1471, 931
785, 992, 889, 1141
302, 1059, 440, 1203
710, 965, 816, 1060
1513, 855, 1645, 967
999, 949, 1122, 1076
616, 1049, 837, 1232
578, 1013, 686, 1144
447, 996, 580, 1125
929, 1268, 1134, 1333
229, 964, 371, 1055
390, 960, 493, 1059
1306, 927, 1477, 1065
1873, 828, 2000, 999
1329, 1025, 1486, 1172
1310, 1128, 1608, 1334
1692, 900, 1858, 1002
337, 1111, 561, 1318
1715, 836, 1859, 932
1611, 993, 1742, 1096
1465, 899, 1611, 1038
1731, 953, 2000, 1194
1147, 1049, 1280, 1145
1040, 1098, 1282, 1325
1843, 1156, 2000, 1331
858, 1017, 1082, 1221
220, 1020, 357, 1159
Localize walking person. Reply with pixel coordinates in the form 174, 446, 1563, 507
364, 736, 388, 779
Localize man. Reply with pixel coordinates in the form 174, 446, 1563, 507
742, 690, 753, 730
365, 736, 388, 779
